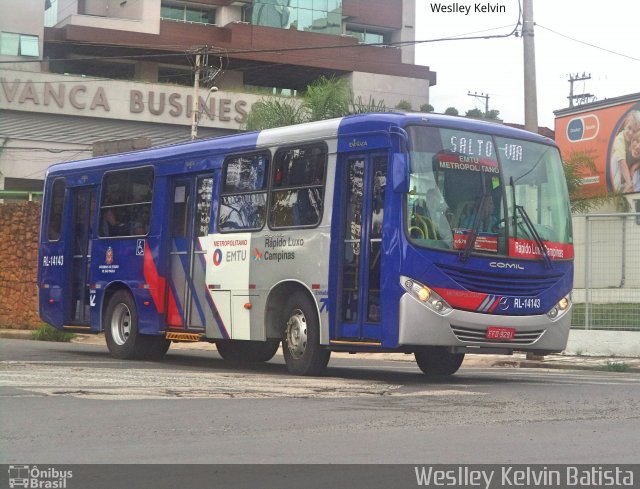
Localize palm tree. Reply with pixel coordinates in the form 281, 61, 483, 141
244, 76, 386, 131
563, 150, 629, 213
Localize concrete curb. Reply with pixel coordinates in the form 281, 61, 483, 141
1, 329, 638, 373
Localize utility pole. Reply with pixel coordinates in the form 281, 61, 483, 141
468, 91, 490, 115
190, 52, 202, 140
568, 73, 594, 107
522, 0, 538, 133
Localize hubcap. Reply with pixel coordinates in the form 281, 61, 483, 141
111, 303, 132, 346
286, 309, 307, 360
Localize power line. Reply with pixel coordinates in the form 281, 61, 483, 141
537, 24, 640, 62
0, 24, 521, 66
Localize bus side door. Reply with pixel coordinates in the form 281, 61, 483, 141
335, 153, 387, 342
166, 175, 215, 332
67, 187, 97, 326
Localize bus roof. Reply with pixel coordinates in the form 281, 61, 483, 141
46, 112, 555, 178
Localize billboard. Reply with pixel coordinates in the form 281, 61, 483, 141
555, 94, 640, 196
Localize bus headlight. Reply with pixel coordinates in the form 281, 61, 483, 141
401, 276, 452, 315
547, 294, 571, 320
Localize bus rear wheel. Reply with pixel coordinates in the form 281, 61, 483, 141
215, 339, 280, 363
414, 347, 465, 376
104, 290, 169, 360
281, 291, 330, 376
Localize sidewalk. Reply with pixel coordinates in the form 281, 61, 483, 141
1, 329, 639, 373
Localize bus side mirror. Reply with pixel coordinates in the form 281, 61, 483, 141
392, 153, 410, 193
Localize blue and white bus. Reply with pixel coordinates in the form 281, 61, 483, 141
38, 113, 573, 376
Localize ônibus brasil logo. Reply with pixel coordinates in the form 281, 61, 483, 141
8, 465, 73, 488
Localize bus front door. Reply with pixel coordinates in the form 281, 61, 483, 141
166, 175, 214, 331
336, 154, 387, 342
67, 187, 96, 326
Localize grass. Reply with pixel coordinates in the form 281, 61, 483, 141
605, 361, 630, 372
571, 303, 640, 330
32, 324, 76, 342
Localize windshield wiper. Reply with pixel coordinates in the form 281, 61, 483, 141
459, 193, 490, 262
509, 177, 552, 269
514, 205, 553, 269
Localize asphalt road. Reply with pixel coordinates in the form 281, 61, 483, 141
2, 338, 640, 464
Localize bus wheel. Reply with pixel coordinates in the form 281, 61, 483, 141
282, 291, 330, 376
141, 336, 171, 361
414, 347, 465, 376
215, 340, 280, 363
104, 290, 153, 360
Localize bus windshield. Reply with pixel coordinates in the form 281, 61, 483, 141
406, 125, 573, 260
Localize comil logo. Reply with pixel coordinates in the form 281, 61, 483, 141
8, 465, 73, 488
490, 261, 525, 270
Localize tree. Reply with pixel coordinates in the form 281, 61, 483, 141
465, 108, 484, 118
244, 76, 387, 131
303, 75, 352, 121
444, 107, 459, 116
243, 98, 306, 131
420, 103, 435, 112
395, 99, 412, 111
485, 109, 500, 120
563, 150, 629, 213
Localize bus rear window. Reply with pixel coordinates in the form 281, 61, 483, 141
99, 167, 154, 237
46, 178, 65, 241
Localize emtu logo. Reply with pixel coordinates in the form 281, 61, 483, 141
253, 248, 263, 261
212, 248, 223, 266
567, 114, 599, 142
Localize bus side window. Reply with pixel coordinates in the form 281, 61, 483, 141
269, 143, 327, 229
46, 178, 66, 242
218, 152, 269, 232
99, 167, 154, 238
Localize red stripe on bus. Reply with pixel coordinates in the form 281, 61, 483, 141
143, 241, 165, 314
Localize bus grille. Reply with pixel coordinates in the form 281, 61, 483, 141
451, 326, 545, 345
436, 264, 562, 297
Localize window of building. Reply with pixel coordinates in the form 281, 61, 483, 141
250, 0, 342, 35
219, 153, 269, 232
269, 143, 327, 229
0, 32, 40, 57
161, 3, 215, 25
345, 27, 390, 45
99, 167, 154, 238
158, 66, 194, 86
47, 178, 66, 242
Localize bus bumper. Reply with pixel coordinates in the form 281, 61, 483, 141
397, 293, 571, 353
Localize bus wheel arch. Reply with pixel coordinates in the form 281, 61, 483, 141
266, 282, 329, 376
102, 284, 169, 360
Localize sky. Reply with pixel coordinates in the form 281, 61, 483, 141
414, 0, 640, 128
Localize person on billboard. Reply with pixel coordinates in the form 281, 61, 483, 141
610, 111, 640, 193
629, 129, 640, 192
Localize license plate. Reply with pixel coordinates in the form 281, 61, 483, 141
486, 326, 516, 340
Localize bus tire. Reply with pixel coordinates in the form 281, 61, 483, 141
282, 291, 330, 376
215, 339, 280, 363
104, 290, 148, 360
414, 347, 465, 376
140, 336, 171, 361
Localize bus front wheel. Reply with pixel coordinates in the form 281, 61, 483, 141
282, 291, 330, 376
104, 290, 169, 360
414, 347, 464, 376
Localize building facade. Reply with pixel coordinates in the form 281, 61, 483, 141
0, 0, 436, 194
